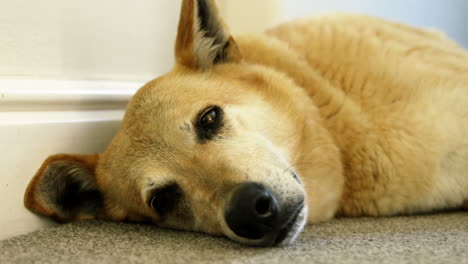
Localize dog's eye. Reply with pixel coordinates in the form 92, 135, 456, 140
196, 106, 223, 141
200, 108, 218, 127
149, 184, 181, 215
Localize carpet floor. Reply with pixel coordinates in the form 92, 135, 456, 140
1, 212, 467, 264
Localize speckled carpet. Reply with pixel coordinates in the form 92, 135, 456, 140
1, 212, 467, 264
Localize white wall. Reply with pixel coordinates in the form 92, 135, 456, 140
0, 0, 159, 239
0, 80, 140, 240
281, 0, 468, 48
1, 0, 467, 82
219, 0, 282, 33
0, 0, 285, 82
0, 0, 181, 81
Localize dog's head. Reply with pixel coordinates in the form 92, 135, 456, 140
24, 0, 341, 246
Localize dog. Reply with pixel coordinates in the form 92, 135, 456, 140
24, 0, 468, 246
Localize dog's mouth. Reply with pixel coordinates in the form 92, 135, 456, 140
274, 203, 305, 245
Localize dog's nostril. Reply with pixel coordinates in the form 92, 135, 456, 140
255, 193, 272, 217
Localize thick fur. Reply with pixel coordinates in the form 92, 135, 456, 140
25, 0, 468, 246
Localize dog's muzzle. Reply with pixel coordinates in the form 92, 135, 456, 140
225, 182, 304, 246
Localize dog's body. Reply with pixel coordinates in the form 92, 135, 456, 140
255, 14, 468, 219
25, 0, 468, 246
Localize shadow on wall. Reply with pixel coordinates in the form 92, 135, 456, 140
281, 0, 468, 48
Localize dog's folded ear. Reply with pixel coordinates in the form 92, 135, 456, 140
175, 0, 242, 69
24, 154, 104, 222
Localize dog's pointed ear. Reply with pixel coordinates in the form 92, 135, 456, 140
24, 154, 104, 222
175, 0, 242, 69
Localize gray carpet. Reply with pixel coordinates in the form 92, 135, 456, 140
1, 212, 467, 264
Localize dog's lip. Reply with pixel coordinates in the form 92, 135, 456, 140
273, 203, 304, 245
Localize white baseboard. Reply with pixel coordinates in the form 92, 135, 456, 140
0, 79, 143, 240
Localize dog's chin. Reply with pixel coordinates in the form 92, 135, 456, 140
226, 206, 308, 247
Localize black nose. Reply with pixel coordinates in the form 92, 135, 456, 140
225, 182, 280, 240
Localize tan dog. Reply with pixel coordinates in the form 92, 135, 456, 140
24, 0, 468, 246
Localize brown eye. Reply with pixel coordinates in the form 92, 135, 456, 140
200, 108, 218, 127
196, 106, 223, 142
149, 184, 181, 215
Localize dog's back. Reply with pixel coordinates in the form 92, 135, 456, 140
235, 14, 468, 216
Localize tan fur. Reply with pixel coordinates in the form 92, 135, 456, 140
260, 15, 468, 216
25, 1, 468, 246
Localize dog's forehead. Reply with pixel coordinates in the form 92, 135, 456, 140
114, 75, 229, 156
125, 77, 204, 125
124, 72, 246, 124
121, 93, 195, 153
